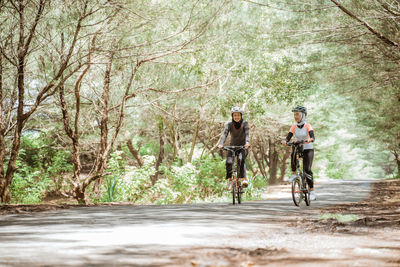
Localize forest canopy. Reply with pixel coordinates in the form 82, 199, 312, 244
1, 0, 398, 204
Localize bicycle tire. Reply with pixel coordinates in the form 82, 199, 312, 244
304, 181, 311, 206
232, 181, 236, 205
291, 178, 302, 206
237, 186, 242, 204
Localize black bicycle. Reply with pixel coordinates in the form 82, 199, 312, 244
222, 146, 245, 205
287, 140, 311, 207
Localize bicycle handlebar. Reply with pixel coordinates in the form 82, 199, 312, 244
286, 140, 306, 146
222, 146, 245, 152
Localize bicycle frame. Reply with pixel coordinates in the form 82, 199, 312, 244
287, 141, 311, 206
223, 146, 245, 204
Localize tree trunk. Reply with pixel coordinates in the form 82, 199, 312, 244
59, 82, 83, 192
188, 120, 200, 162
151, 119, 164, 185
252, 149, 267, 178
1, 5, 26, 202
197, 135, 216, 158
127, 140, 144, 167
279, 148, 291, 183
58, 34, 91, 203
247, 155, 258, 178
268, 142, 279, 185
1, 86, 24, 203
74, 184, 86, 204
0, 54, 5, 202
93, 52, 113, 195
165, 120, 179, 160
394, 150, 400, 175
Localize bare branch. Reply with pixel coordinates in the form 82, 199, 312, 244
378, 0, 400, 17
23, 0, 48, 56
243, 0, 336, 12
330, 0, 400, 47
136, 63, 235, 95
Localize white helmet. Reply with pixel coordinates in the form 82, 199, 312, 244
231, 107, 243, 115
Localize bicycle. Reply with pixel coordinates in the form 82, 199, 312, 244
222, 146, 246, 205
287, 140, 311, 207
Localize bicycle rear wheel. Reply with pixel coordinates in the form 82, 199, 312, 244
291, 178, 302, 206
304, 181, 311, 206
232, 181, 236, 205
237, 185, 242, 204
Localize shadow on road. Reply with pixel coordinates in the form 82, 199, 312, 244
0, 179, 374, 266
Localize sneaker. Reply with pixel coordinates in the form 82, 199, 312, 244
241, 178, 248, 188
288, 174, 297, 182
310, 191, 316, 201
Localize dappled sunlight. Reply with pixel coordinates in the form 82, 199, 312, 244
2, 180, 400, 266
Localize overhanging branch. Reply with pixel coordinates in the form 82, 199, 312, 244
330, 0, 399, 48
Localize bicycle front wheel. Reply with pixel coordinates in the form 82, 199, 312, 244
237, 186, 242, 204
232, 181, 236, 205
291, 178, 302, 206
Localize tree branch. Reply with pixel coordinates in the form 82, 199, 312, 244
330, 0, 400, 47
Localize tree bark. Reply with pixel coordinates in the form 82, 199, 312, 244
394, 150, 400, 176
252, 149, 267, 178
197, 134, 216, 158
0, 54, 5, 202
279, 147, 291, 183
268, 141, 279, 185
188, 119, 200, 162
164, 118, 179, 160
127, 140, 144, 167
151, 119, 165, 185
247, 155, 258, 178
1, 1, 27, 202
91, 52, 114, 197
58, 30, 93, 204
59, 82, 83, 185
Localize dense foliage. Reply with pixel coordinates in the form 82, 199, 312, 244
1, 0, 398, 204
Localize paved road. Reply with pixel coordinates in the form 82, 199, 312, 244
0, 180, 374, 266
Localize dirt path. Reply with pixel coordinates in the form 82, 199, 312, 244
0, 179, 399, 266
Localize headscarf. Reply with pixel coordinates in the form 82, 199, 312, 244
297, 112, 306, 127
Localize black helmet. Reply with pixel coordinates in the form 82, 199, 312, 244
292, 106, 307, 116
231, 106, 243, 115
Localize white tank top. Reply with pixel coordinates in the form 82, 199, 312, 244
289, 123, 314, 150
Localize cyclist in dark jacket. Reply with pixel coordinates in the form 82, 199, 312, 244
282, 106, 316, 200
218, 107, 250, 190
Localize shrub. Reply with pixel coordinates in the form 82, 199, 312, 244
10, 151, 52, 204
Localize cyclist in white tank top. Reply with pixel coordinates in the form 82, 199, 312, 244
282, 106, 316, 200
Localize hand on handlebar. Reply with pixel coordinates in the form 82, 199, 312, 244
286, 140, 305, 146
218, 145, 223, 149
281, 140, 287, 146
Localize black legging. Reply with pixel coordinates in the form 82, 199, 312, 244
226, 149, 248, 179
291, 148, 314, 189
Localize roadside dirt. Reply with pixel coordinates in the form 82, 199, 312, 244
0, 200, 139, 215
0, 203, 72, 215
171, 179, 400, 267
299, 179, 400, 233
